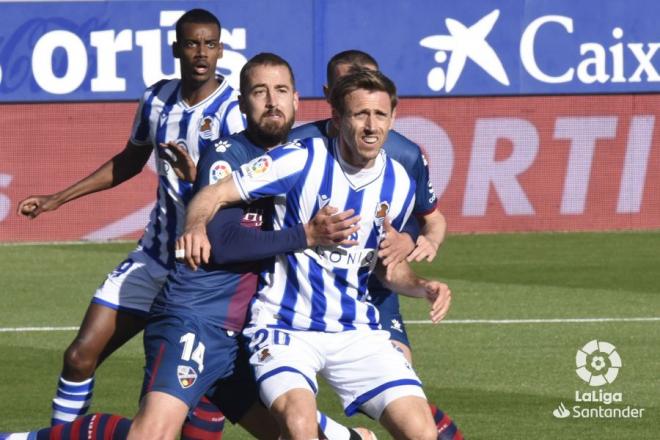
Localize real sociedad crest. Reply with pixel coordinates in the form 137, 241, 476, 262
177, 365, 197, 389
374, 201, 390, 227
199, 115, 220, 140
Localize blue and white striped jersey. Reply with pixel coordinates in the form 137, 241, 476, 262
234, 137, 416, 332
129, 77, 245, 268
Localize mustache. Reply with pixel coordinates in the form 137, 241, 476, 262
261, 109, 285, 119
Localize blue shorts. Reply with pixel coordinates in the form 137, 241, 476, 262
142, 313, 258, 423
369, 287, 411, 348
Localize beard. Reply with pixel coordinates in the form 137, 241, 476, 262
248, 109, 295, 147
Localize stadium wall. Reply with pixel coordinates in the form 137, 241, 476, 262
1, 0, 658, 242
2, 96, 658, 242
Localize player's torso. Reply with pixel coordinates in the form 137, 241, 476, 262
138, 79, 243, 267
151, 133, 272, 331
255, 137, 416, 332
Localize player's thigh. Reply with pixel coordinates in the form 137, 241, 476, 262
129, 391, 189, 440
64, 303, 146, 366
205, 337, 262, 425
379, 395, 436, 440
324, 329, 426, 420
141, 314, 240, 409
245, 326, 323, 409
92, 249, 168, 316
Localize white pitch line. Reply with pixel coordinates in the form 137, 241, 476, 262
406, 317, 660, 324
0, 326, 79, 333
1, 317, 659, 333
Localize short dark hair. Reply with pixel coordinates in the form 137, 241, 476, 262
239, 52, 296, 96
326, 50, 379, 87
329, 70, 397, 115
175, 9, 221, 42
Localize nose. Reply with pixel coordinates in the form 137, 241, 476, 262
364, 113, 374, 131
265, 90, 276, 107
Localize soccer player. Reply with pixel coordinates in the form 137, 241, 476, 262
16, 8, 240, 436
291, 50, 463, 439
0, 53, 371, 440
181, 69, 452, 439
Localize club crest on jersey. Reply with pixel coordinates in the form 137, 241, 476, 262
258, 348, 272, 363
209, 160, 232, 184
374, 201, 390, 227
199, 115, 220, 140
177, 365, 197, 389
246, 156, 271, 178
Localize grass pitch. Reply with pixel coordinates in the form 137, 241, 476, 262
1, 231, 659, 439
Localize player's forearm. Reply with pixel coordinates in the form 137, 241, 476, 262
419, 209, 447, 248
207, 207, 306, 265
185, 177, 239, 231
52, 143, 148, 205
374, 260, 426, 298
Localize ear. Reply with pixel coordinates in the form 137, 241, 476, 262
331, 108, 341, 132
293, 90, 300, 112
172, 41, 180, 59
217, 42, 224, 59
323, 84, 330, 101
389, 108, 397, 131
238, 93, 247, 114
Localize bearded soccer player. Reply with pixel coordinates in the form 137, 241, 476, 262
17, 8, 241, 438
291, 50, 463, 440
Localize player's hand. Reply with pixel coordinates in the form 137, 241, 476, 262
176, 224, 211, 270
159, 141, 197, 182
379, 217, 415, 267
407, 235, 440, 263
17, 194, 60, 219
304, 205, 360, 247
422, 280, 451, 323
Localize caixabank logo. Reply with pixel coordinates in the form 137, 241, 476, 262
552, 340, 646, 419
418, 7, 660, 94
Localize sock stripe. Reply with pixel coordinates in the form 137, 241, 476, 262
56, 390, 92, 401
52, 403, 90, 415
57, 378, 94, 393
181, 423, 223, 440
191, 407, 226, 424
104, 415, 121, 439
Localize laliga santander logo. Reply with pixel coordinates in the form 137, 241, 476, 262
575, 340, 621, 386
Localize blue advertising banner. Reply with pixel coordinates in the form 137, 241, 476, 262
0, 0, 658, 101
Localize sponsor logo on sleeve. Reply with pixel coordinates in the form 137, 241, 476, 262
209, 160, 232, 184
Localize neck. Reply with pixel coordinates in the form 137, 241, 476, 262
245, 129, 285, 151
181, 77, 220, 106
337, 138, 374, 169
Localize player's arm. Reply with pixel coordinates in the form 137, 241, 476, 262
378, 217, 419, 267
373, 259, 451, 323
179, 175, 243, 269
202, 205, 360, 265
408, 208, 447, 263
17, 141, 151, 219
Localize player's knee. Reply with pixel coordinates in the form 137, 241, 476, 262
63, 341, 98, 377
281, 411, 316, 439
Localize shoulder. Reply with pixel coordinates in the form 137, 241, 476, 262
289, 120, 328, 141
382, 129, 423, 165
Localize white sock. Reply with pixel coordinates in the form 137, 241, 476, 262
51, 376, 94, 425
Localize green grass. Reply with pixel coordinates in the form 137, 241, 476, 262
1, 231, 659, 439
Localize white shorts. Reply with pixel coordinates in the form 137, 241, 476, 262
245, 327, 426, 420
92, 249, 169, 316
